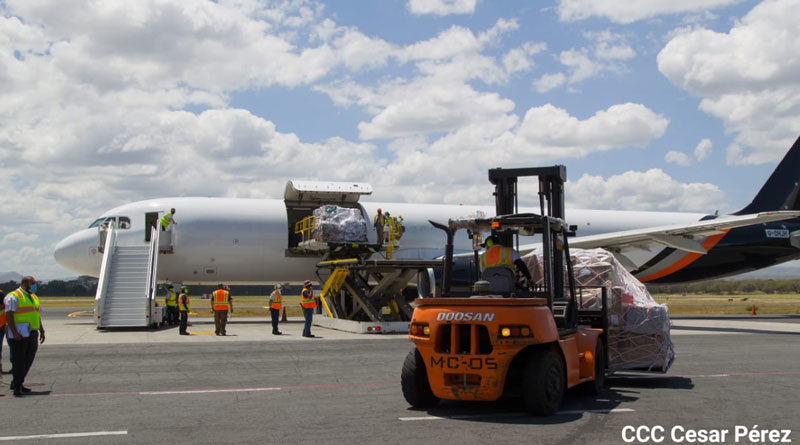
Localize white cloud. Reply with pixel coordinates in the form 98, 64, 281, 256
694, 138, 713, 161
557, 0, 744, 24
567, 169, 726, 212
587, 30, 636, 60
496, 103, 669, 158
502, 42, 547, 74
657, 0, 800, 165
0, 232, 39, 246
407, 0, 477, 16
534, 73, 567, 93
665, 150, 691, 166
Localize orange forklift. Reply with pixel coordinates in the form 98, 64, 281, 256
402, 166, 609, 415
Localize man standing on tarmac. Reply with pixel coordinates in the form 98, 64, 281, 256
4, 276, 45, 397
300, 280, 316, 338
268, 284, 283, 335
165, 285, 179, 325
178, 286, 190, 336
211, 284, 232, 336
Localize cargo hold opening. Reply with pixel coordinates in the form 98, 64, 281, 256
283, 180, 375, 255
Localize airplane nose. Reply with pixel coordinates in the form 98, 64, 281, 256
54, 230, 99, 276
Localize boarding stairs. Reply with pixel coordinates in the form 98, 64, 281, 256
94, 225, 162, 328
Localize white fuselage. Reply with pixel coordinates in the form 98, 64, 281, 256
54, 197, 703, 284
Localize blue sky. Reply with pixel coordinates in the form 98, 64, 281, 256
1, 0, 799, 278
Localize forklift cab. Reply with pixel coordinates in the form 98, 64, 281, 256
433, 212, 579, 332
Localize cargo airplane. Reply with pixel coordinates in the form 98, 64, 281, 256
54, 136, 800, 284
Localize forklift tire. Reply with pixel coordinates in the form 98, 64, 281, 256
401, 348, 439, 409
522, 349, 565, 416
581, 340, 607, 395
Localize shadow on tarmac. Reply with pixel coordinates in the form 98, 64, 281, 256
407, 387, 639, 425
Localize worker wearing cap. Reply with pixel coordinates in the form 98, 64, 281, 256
164, 285, 178, 326
178, 286, 190, 336
160, 208, 177, 231
211, 284, 232, 336
373, 208, 385, 245
268, 284, 283, 335
480, 235, 532, 287
300, 280, 316, 338
4, 276, 45, 397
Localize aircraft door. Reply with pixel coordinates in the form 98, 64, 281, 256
145, 212, 159, 242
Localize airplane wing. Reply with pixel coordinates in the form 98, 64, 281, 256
569, 211, 800, 258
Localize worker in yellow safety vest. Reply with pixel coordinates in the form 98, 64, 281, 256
479, 235, 532, 289
300, 280, 316, 338
211, 284, 232, 336
0, 287, 7, 374
268, 284, 283, 336
178, 286, 191, 336
164, 285, 178, 326
373, 208, 385, 245
160, 208, 177, 231
4, 276, 46, 397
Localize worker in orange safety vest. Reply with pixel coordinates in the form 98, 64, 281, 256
480, 235, 532, 290
211, 284, 233, 336
268, 284, 283, 335
300, 280, 316, 338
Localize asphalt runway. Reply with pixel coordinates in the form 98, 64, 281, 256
0, 318, 798, 444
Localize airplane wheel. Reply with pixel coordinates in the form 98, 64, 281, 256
401, 348, 439, 408
522, 349, 564, 416
581, 340, 607, 395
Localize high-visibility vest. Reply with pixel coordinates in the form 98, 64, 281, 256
179, 293, 191, 311
270, 291, 282, 310
159, 213, 173, 228
480, 246, 516, 273
165, 291, 178, 307
212, 289, 230, 310
373, 213, 385, 228
8, 288, 41, 330
300, 288, 316, 309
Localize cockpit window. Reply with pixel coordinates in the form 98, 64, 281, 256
88, 218, 107, 228
88, 216, 131, 229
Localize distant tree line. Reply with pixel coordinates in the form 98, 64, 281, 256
647, 279, 800, 295
0, 276, 99, 296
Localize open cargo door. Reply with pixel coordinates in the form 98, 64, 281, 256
284, 180, 374, 254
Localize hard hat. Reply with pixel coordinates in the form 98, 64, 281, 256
274, 283, 283, 290
181, 286, 188, 292
484, 235, 497, 247
377, 208, 382, 212
303, 280, 313, 288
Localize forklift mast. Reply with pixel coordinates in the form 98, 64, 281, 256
488, 165, 569, 303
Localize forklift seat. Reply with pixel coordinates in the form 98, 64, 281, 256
481, 267, 516, 294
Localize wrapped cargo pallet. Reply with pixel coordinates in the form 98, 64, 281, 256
521, 247, 674, 372
311, 205, 368, 243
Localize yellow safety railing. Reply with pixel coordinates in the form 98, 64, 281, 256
319, 267, 350, 318
294, 215, 316, 244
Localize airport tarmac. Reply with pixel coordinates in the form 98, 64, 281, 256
0, 315, 798, 444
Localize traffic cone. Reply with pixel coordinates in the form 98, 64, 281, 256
281, 307, 287, 322
751, 304, 757, 315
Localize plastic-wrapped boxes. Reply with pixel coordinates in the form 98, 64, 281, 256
311, 205, 368, 243
522, 247, 674, 372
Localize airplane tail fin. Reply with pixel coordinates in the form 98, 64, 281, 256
734, 134, 800, 214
